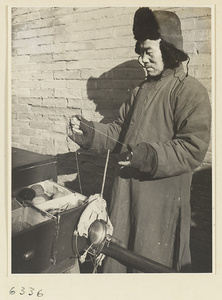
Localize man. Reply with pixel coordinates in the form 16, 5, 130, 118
69, 7, 211, 272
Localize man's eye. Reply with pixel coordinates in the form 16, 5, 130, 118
140, 51, 152, 56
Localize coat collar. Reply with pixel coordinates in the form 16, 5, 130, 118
148, 64, 186, 80
140, 64, 186, 90
162, 64, 186, 81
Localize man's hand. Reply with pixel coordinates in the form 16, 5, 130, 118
118, 150, 133, 167
69, 115, 82, 135
68, 115, 94, 149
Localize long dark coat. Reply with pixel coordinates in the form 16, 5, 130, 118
90, 65, 211, 272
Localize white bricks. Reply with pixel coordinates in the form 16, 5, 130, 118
54, 88, 82, 99
66, 80, 87, 89
11, 54, 30, 64
79, 49, 112, 60
80, 28, 114, 41
30, 71, 53, 80
37, 62, 66, 71
12, 72, 30, 80
65, 41, 95, 51
66, 20, 96, 32
40, 80, 66, 89
54, 33, 80, 44
40, 7, 68, 19
54, 71, 81, 80
12, 88, 31, 97
53, 52, 79, 62
11, 7, 31, 16
11, 7, 212, 159
29, 88, 54, 98
29, 18, 55, 29
83, 8, 115, 21
18, 97, 42, 106
113, 47, 135, 59
42, 98, 67, 108
12, 11, 41, 24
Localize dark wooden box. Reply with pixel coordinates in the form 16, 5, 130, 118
11, 148, 86, 273
12, 147, 57, 191
12, 196, 86, 273
12, 181, 86, 273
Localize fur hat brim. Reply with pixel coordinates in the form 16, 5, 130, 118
133, 7, 183, 52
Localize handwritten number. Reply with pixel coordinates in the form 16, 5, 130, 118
9, 287, 43, 297
37, 289, 43, 297
29, 287, 34, 296
9, 287, 15, 295
20, 287, 25, 295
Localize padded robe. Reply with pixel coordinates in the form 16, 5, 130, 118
90, 65, 211, 272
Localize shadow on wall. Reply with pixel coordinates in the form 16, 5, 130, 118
56, 59, 145, 193
86, 59, 146, 123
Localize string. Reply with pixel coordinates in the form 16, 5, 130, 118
80, 119, 128, 148
75, 151, 83, 195
66, 121, 83, 194
70, 117, 127, 201
100, 149, 110, 198
66, 123, 71, 152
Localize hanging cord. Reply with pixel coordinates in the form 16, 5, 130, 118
78, 243, 94, 263
92, 253, 104, 273
75, 151, 83, 195
73, 229, 105, 263
66, 121, 71, 152
67, 116, 127, 194
66, 121, 83, 194
72, 149, 111, 266
100, 149, 110, 198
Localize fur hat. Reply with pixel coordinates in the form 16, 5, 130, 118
133, 7, 183, 52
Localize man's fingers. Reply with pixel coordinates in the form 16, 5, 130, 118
69, 116, 82, 135
71, 127, 83, 135
118, 161, 131, 167
70, 116, 80, 127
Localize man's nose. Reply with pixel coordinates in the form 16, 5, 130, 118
142, 54, 150, 64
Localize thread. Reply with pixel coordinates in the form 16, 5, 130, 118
100, 149, 110, 198
75, 151, 83, 195
69, 118, 127, 197
80, 119, 128, 148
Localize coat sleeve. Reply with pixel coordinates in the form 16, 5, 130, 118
130, 78, 211, 178
90, 86, 140, 153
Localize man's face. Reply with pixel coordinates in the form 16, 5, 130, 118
139, 38, 164, 77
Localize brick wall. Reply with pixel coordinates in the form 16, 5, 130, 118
11, 6, 212, 164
